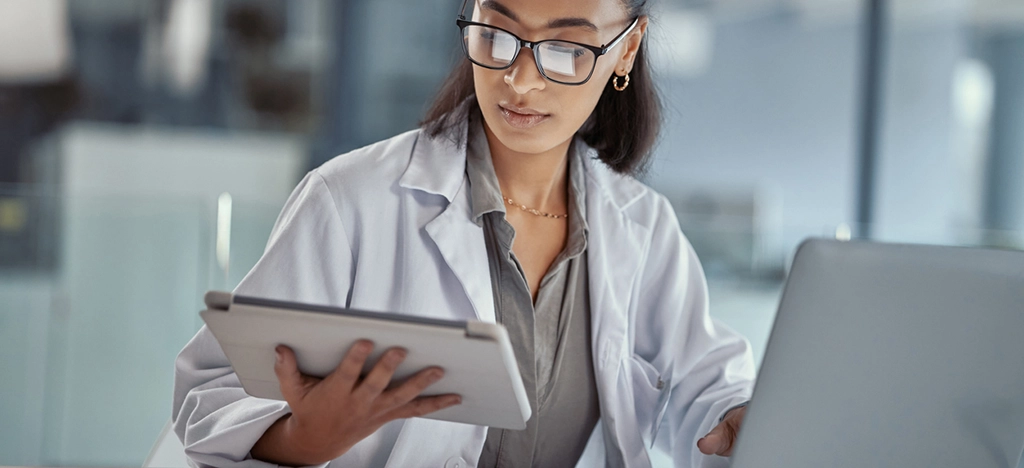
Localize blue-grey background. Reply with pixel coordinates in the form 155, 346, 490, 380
0, 0, 1021, 466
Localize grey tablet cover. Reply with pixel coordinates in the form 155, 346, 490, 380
200, 291, 532, 430
731, 239, 1024, 468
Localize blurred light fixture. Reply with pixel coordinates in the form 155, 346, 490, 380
0, 0, 71, 83
216, 192, 232, 276
953, 59, 995, 128
835, 223, 853, 241
650, 9, 714, 78
950, 58, 995, 234
161, 0, 213, 96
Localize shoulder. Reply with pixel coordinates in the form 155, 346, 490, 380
313, 128, 422, 195
581, 147, 675, 232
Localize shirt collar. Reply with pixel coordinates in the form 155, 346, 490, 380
465, 112, 588, 226
464, 110, 589, 255
466, 111, 507, 224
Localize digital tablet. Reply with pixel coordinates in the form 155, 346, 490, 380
200, 291, 531, 430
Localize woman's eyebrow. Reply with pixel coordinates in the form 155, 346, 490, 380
480, 0, 599, 32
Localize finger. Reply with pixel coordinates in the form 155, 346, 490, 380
322, 340, 374, 391
274, 345, 317, 402
381, 394, 462, 421
354, 347, 407, 399
376, 367, 445, 411
697, 423, 734, 456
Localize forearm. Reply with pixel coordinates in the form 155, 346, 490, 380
174, 328, 301, 466
251, 414, 332, 466
668, 337, 754, 467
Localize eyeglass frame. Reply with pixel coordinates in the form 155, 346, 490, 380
456, 0, 640, 86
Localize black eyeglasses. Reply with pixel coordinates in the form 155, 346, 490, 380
456, 0, 638, 85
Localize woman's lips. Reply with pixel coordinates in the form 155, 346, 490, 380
499, 104, 550, 129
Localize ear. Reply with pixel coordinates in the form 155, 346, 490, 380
615, 16, 649, 75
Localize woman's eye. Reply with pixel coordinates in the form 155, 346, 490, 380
547, 43, 587, 58
553, 46, 587, 59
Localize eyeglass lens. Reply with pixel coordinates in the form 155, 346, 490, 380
462, 25, 596, 84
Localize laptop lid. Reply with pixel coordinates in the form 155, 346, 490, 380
730, 239, 1024, 468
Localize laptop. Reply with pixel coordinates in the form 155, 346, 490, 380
730, 239, 1024, 468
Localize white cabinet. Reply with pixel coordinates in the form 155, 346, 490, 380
7, 123, 304, 466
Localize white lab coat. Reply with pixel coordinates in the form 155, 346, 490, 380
173, 120, 755, 468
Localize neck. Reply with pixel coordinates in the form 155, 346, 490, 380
482, 123, 571, 212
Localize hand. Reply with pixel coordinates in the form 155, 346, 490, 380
250, 340, 462, 465
697, 405, 746, 457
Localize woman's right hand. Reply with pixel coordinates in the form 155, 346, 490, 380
250, 340, 462, 465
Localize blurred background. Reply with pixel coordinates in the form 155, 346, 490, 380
0, 0, 1021, 466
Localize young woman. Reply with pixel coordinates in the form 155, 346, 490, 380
173, 0, 755, 466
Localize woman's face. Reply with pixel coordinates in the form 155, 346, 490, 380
470, 0, 647, 156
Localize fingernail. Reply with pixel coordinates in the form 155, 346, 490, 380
275, 348, 283, 363
430, 369, 445, 381
449, 396, 462, 405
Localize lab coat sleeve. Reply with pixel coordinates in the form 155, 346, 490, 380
632, 196, 756, 468
172, 170, 353, 467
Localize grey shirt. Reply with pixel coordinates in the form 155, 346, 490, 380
464, 115, 600, 467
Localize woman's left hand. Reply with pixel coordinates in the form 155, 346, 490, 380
696, 405, 746, 456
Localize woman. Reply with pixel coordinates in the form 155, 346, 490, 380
173, 0, 755, 466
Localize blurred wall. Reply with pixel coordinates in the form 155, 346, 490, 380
982, 32, 1024, 240
648, 11, 860, 255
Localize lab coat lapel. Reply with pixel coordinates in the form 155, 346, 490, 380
399, 127, 496, 324
424, 183, 496, 323
582, 146, 648, 371
388, 126, 493, 467
582, 148, 651, 467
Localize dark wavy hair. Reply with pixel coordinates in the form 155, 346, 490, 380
421, 0, 660, 177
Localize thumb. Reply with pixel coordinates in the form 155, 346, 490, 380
697, 422, 733, 456
274, 345, 312, 402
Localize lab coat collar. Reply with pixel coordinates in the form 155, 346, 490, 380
398, 116, 470, 203
400, 109, 647, 218
575, 140, 647, 215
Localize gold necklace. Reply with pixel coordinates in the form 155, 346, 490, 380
504, 196, 568, 219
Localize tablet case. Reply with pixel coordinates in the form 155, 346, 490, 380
200, 291, 532, 430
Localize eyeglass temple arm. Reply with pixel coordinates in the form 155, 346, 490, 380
458, 0, 471, 20
600, 17, 640, 53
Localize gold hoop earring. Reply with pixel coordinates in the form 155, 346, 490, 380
612, 73, 630, 91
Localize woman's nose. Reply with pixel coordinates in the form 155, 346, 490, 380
504, 49, 546, 94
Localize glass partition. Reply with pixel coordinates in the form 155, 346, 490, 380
0, 184, 283, 466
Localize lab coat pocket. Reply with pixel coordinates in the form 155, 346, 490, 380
627, 354, 672, 447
